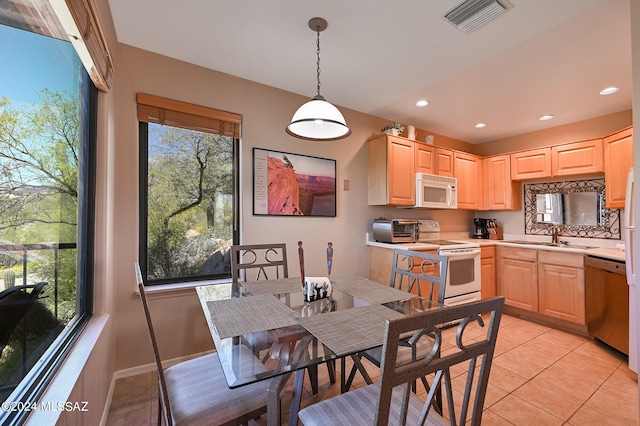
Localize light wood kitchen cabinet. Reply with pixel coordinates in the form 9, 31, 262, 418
511, 148, 552, 180
415, 142, 435, 174
368, 246, 394, 285
551, 139, 603, 176
498, 246, 586, 325
367, 134, 415, 206
480, 246, 496, 299
434, 148, 454, 177
369, 246, 440, 300
604, 127, 633, 209
483, 155, 522, 210
498, 246, 538, 311
538, 251, 585, 324
454, 152, 483, 210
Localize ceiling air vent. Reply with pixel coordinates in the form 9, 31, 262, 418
444, 0, 513, 33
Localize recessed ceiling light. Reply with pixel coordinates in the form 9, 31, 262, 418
539, 115, 555, 121
416, 99, 429, 107
475, 123, 486, 128
599, 87, 619, 95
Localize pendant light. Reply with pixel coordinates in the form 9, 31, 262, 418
286, 17, 351, 141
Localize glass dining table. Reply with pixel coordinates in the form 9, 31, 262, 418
195, 273, 442, 426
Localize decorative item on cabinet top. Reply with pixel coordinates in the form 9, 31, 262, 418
381, 122, 404, 136
407, 125, 416, 140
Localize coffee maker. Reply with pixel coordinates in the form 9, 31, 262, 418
473, 218, 489, 239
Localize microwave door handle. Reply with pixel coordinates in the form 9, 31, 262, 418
446, 185, 452, 207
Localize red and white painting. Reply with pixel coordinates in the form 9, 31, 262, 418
253, 148, 336, 216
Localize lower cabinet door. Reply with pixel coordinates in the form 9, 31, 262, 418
538, 263, 586, 324
499, 258, 538, 311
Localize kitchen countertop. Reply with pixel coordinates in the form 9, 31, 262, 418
366, 238, 626, 262
579, 247, 625, 262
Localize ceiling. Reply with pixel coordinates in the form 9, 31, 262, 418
107, 0, 632, 144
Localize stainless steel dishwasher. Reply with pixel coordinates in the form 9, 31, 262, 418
585, 255, 628, 355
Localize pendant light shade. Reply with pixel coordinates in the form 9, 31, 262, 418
286, 95, 351, 141
286, 18, 351, 141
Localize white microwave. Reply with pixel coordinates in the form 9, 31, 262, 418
415, 173, 458, 209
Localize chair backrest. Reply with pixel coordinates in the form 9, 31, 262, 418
135, 262, 173, 425
231, 243, 288, 285
390, 248, 448, 303
0, 282, 47, 346
376, 297, 504, 426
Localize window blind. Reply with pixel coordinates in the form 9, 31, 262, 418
136, 93, 242, 138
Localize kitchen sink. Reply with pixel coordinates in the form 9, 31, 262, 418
503, 240, 596, 250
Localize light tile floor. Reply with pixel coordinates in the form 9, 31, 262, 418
106, 314, 639, 425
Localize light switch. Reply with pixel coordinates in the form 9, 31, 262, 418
343, 179, 350, 191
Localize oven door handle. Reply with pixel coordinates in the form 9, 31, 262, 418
439, 248, 481, 257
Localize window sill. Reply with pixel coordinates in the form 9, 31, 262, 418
25, 314, 109, 425
139, 278, 232, 296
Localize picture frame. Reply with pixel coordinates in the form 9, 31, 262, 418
253, 148, 336, 217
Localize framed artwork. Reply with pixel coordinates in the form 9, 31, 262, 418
253, 148, 336, 217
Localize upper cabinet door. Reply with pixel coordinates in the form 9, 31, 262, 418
511, 148, 552, 180
367, 134, 415, 206
415, 143, 435, 174
551, 139, 603, 176
604, 127, 633, 209
483, 154, 522, 211
454, 152, 483, 210
434, 148, 454, 177
387, 136, 416, 205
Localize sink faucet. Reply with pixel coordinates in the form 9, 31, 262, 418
551, 225, 561, 244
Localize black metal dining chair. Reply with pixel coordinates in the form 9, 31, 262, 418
231, 243, 289, 293
298, 297, 505, 426
231, 243, 336, 392
135, 262, 269, 426
344, 249, 449, 393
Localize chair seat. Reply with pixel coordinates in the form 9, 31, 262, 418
298, 383, 447, 426
165, 351, 269, 426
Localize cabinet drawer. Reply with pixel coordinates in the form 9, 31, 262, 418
498, 246, 537, 261
538, 250, 584, 268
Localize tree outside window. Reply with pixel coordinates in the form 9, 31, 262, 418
144, 124, 235, 281
0, 23, 94, 406
138, 94, 240, 284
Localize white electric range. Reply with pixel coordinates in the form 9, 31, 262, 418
416, 220, 481, 306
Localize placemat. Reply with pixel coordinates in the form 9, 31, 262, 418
332, 278, 414, 304
206, 293, 298, 339
297, 304, 403, 356
242, 278, 302, 296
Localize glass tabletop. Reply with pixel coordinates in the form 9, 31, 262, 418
195, 273, 442, 388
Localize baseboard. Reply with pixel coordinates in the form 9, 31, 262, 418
112, 349, 216, 380
99, 375, 117, 426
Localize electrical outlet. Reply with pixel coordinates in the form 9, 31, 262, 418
343, 179, 350, 191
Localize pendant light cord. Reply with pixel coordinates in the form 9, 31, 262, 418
316, 28, 321, 97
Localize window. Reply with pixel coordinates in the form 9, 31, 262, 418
0, 20, 95, 424
138, 94, 240, 284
